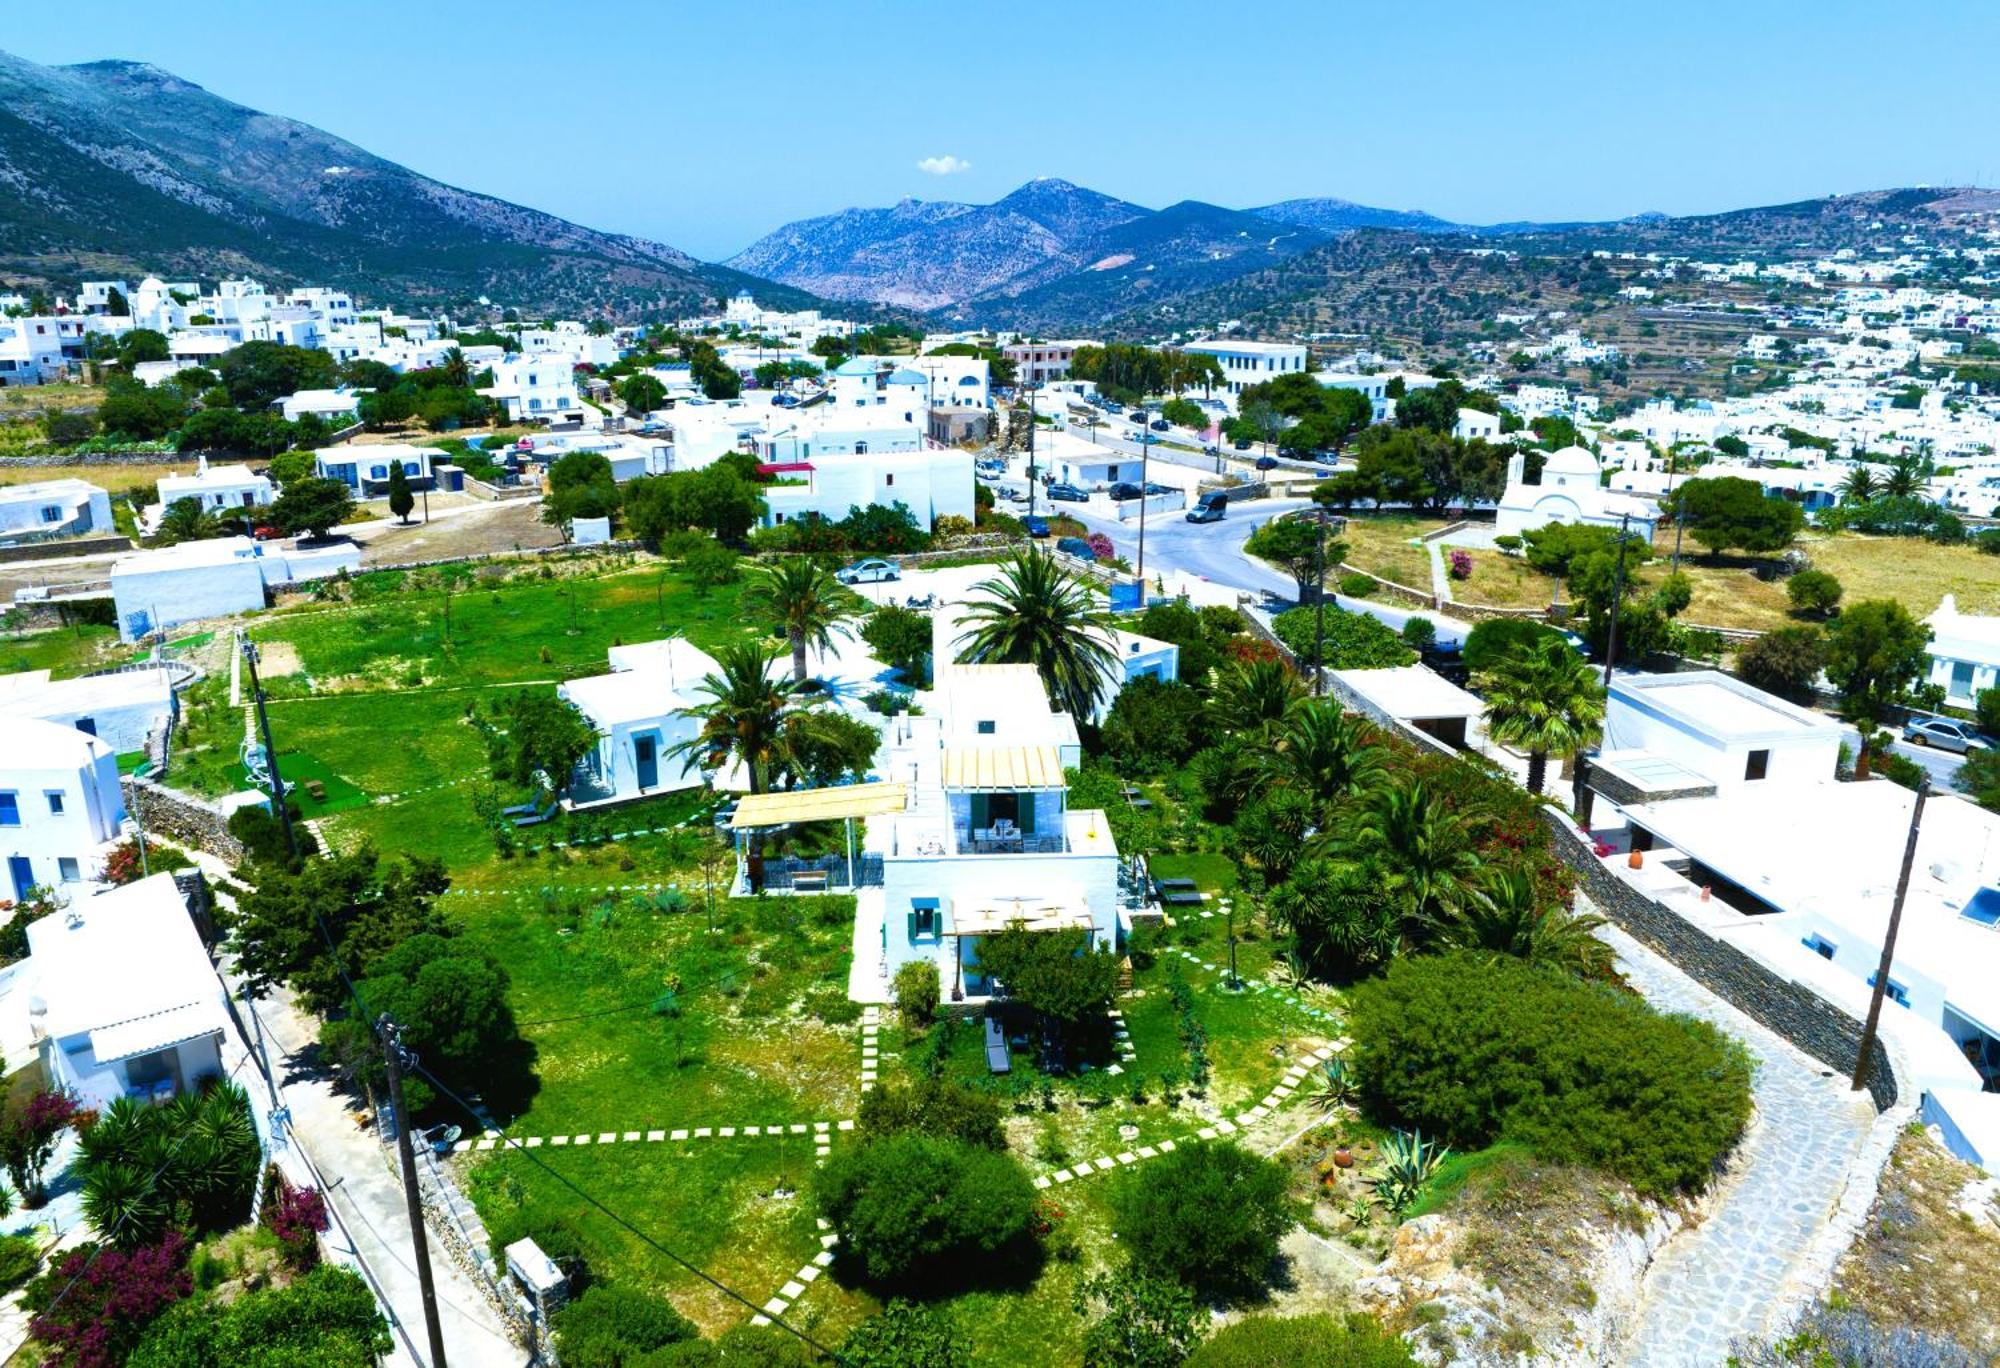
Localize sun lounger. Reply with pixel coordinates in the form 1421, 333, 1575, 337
984, 1018, 1011, 1074
511, 798, 560, 828
1154, 877, 1197, 892
1161, 891, 1206, 908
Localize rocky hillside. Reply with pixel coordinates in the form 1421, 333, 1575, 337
725, 178, 1148, 310
0, 50, 811, 317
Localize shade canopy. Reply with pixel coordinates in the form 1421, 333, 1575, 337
947, 893, 1093, 937
942, 745, 1065, 791
729, 782, 908, 829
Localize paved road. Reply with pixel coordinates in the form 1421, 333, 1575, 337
1603, 917, 1878, 1365
1888, 738, 1968, 793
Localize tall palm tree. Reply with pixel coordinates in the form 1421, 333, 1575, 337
1882, 454, 1929, 500
745, 558, 857, 685
440, 346, 471, 389
1335, 779, 1485, 925
1839, 465, 1877, 505
1256, 702, 1386, 820
1210, 657, 1305, 738
1430, 868, 1618, 982
955, 550, 1118, 720
667, 642, 795, 796
1477, 635, 1606, 796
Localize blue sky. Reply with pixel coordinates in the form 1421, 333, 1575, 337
7, 0, 1997, 260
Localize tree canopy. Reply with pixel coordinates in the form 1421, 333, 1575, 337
1663, 476, 1804, 558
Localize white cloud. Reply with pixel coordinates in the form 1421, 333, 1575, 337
915, 155, 971, 176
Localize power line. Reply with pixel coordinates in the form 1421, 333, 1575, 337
406, 1061, 844, 1364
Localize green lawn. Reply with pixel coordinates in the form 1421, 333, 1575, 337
0, 623, 132, 678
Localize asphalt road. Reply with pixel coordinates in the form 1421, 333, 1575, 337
1888, 737, 1970, 792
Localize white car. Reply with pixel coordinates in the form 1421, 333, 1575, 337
835, 558, 900, 585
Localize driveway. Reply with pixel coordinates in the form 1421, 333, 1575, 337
1602, 919, 1879, 1365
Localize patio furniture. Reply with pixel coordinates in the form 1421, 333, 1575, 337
791, 870, 830, 893
1154, 877, 1197, 893
1161, 891, 1206, 908
304, 779, 328, 802
512, 797, 560, 828
1128, 797, 1154, 811
983, 1018, 1011, 1074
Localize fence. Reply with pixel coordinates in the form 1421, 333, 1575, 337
761, 853, 884, 890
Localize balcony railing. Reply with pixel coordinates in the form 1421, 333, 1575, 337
953, 827, 1068, 855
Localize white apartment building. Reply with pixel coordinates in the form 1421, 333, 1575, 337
1180, 340, 1308, 398
760, 449, 975, 533
153, 462, 274, 520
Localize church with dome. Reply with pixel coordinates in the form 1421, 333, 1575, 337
1494, 445, 1658, 541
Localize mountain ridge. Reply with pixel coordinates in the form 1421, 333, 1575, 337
0, 49, 813, 317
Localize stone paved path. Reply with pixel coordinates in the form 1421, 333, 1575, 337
1606, 922, 1878, 1366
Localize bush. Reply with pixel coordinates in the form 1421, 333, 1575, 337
552, 1285, 698, 1368
1101, 676, 1209, 772
892, 959, 940, 1027
1447, 549, 1473, 581
1109, 1141, 1297, 1300
1349, 953, 1752, 1197
814, 1134, 1039, 1293
1786, 569, 1843, 618
1976, 686, 2000, 739
1337, 572, 1377, 598
1494, 534, 1523, 553
1185, 1313, 1420, 1367
1736, 625, 1826, 703
226, 801, 316, 870
0, 1233, 41, 1291
26, 1234, 191, 1368
128, 1263, 391, 1368
838, 1300, 956, 1367
1272, 605, 1415, 671
1461, 616, 1565, 673
857, 1076, 1005, 1150
1400, 616, 1437, 651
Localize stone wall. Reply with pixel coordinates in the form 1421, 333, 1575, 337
0, 450, 188, 467
1538, 808, 1898, 1111
0, 535, 130, 564
123, 775, 245, 864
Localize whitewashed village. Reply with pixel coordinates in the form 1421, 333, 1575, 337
2, 16, 2000, 1368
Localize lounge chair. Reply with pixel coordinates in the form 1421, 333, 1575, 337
1161, 890, 1206, 908
984, 1018, 1011, 1074
511, 797, 560, 828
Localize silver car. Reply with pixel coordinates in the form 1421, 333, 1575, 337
834, 558, 899, 585
1902, 716, 1990, 753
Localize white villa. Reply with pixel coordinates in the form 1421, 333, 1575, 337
18, 874, 230, 1109
0, 479, 114, 543
559, 639, 723, 805
1494, 445, 1658, 541
110, 536, 361, 642
1923, 594, 2000, 708
2, 717, 126, 901
154, 461, 274, 522
0, 666, 177, 758
872, 663, 1123, 1001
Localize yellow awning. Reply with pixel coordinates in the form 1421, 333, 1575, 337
942, 745, 1065, 791
730, 782, 908, 829
947, 893, 1094, 937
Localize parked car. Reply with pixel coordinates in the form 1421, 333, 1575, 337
1143, 482, 1174, 496
1127, 410, 1148, 424
834, 557, 899, 584
1056, 536, 1097, 560
1107, 482, 1143, 501
1025, 515, 1050, 538
1046, 482, 1090, 502
1904, 715, 1991, 753
1254, 454, 1279, 470
1150, 418, 1171, 432
251, 525, 283, 541
1233, 438, 1253, 451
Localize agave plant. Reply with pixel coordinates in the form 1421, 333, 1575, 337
1372, 1128, 1450, 1216
1313, 1057, 1357, 1112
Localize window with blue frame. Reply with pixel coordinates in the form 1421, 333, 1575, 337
0, 792, 17, 826
45, 791, 64, 816
910, 897, 939, 940
1801, 933, 1836, 960
1867, 971, 1910, 1007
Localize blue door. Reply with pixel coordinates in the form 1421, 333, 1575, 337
634, 734, 658, 790
74, 717, 96, 737
7, 857, 32, 902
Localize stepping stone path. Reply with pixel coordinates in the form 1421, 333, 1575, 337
1031, 1041, 1335, 1192
859, 1008, 880, 1092
1107, 1008, 1137, 1067
1168, 946, 1341, 1025
450, 1121, 841, 1155
752, 1219, 842, 1327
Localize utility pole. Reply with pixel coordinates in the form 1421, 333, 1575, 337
1665, 449, 1686, 573
1599, 514, 1633, 693
1025, 381, 1038, 518
1313, 512, 1328, 696
239, 635, 297, 862
1853, 784, 1926, 1092
1136, 424, 1151, 594
379, 1016, 451, 1368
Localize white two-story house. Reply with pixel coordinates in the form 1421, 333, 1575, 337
2, 718, 126, 901
873, 663, 1123, 1002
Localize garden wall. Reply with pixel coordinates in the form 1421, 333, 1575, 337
0, 535, 129, 564
1537, 808, 1899, 1111
123, 775, 246, 864
0, 450, 189, 466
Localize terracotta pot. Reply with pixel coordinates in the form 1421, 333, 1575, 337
1627, 850, 1644, 869
1333, 1148, 1354, 1169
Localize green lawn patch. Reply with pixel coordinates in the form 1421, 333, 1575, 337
116, 750, 151, 775
1401, 1139, 1535, 1220
0, 624, 131, 678
254, 749, 370, 817
1147, 851, 1239, 893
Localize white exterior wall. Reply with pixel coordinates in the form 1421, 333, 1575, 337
763, 451, 974, 532
111, 556, 267, 642
879, 839, 1122, 988
1181, 341, 1309, 398
0, 482, 113, 538
1, 744, 124, 898
1604, 681, 1842, 794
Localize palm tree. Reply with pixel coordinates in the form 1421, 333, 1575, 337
156, 496, 215, 545
1210, 657, 1305, 738
667, 642, 795, 796
1839, 465, 1877, 505
956, 550, 1118, 720
1255, 701, 1386, 818
745, 558, 857, 685
1430, 868, 1618, 981
1882, 454, 1928, 500
1477, 635, 1605, 796
1335, 779, 1485, 925
440, 346, 471, 389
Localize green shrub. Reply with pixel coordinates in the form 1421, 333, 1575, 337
893, 960, 940, 1027
551, 1285, 698, 1367
1786, 569, 1843, 617
0, 1233, 39, 1291
814, 1134, 1039, 1293
1461, 616, 1566, 672
1186, 1312, 1419, 1367
1271, 605, 1415, 671
1349, 953, 1752, 1197
1400, 616, 1437, 650
1110, 1141, 1297, 1299
1101, 676, 1209, 772
1338, 571, 1378, 598
857, 1077, 1006, 1150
